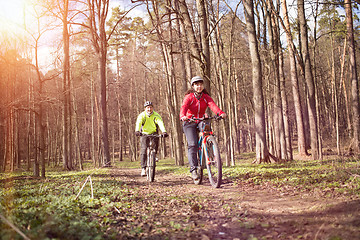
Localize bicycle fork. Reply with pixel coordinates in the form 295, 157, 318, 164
201, 136, 211, 166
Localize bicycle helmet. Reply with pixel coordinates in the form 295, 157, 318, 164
144, 101, 153, 107
190, 76, 204, 86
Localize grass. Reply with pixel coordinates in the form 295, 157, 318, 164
1, 154, 359, 239
223, 155, 360, 195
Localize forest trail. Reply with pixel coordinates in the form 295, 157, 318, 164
108, 166, 360, 240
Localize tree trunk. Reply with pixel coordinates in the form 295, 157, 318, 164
279, 48, 293, 160
265, 0, 285, 160
345, 0, 360, 152
244, 0, 269, 163
174, 0, 190, 93
209, 1, 236, 166
73, 94, 83, 170
90, 75, 98, 166
149, 0, 184, 165
281, 0, 308, 156
88, 0, 112, 166
339, 38, 352, 138
196, 0, 211, 92
178, 0, 203, 79
62, 0, 72, 170
224, 5, 237, 166
27, 74, 32, 171
298, 0, 319, 159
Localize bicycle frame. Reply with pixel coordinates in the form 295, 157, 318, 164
198, 133, 212, 169
194, 117, 216, 167
140, 133, 162, 182
147, 136, 158, 153
190, 115, 223, 188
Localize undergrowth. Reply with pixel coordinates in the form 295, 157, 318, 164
223, 156, 360, 196
0, 155, 359, 239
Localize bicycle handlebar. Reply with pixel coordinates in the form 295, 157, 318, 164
187, 115, 223, 122
137, 133, 164, 138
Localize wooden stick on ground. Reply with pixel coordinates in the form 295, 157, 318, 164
75, 176, 90, 200
0, 213, 31, 240
89, 176, 94, 199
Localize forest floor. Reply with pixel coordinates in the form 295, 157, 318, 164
106, 163, 360, 240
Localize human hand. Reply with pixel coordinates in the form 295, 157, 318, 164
135, 131, 141, 137
162, 132, 169, 138
181, 116, 188, 121
220, 113, 227, 119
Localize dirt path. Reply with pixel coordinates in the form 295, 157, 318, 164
109, 167, 360, 240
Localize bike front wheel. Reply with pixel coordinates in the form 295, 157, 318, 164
205, 136, 222, 188
147, 150, 156, 182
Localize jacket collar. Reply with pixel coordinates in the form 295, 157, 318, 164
194, 92, 203, 100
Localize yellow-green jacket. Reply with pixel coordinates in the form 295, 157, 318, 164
135, 111, 166, 134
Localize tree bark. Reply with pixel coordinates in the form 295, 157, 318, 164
281, 0, 308, 156
265, 0, 286, 160
62, 0, 72, 170
279, 48, 293, 160
87, 0, 112, 166
298, 0, 319, 159
178, 0, 206, 86
244, 0, 269, 163
345, 0, 360, 152
148, 0, 184, 165
196, 0, 211, 92
174, 0, 190, 93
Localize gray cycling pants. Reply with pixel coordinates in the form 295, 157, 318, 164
139, 135, 159, 168
182, 122, 199, 172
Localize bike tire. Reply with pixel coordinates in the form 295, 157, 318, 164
147, 150, 156, 182
205, 136, 222, 188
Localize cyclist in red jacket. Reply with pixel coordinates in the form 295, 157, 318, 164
180, 76, 226, 180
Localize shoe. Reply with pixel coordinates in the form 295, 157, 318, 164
141, 168, 146, 177
155, 157, 159, 162
191, 170, 199, 180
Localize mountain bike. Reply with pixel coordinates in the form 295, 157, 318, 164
139, 133, 164, 182
189, 115, 223, 188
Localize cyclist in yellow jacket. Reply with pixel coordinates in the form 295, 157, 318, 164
135, 101, 168, 176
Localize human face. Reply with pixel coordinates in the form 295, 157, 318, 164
145, 105, 153, 114
192, 81, 204, 93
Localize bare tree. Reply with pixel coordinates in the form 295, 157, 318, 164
87, 0, 111, 166
280, 0, 308, 156
195, 0, 211, 92
177, 0, 207, 87
345, 0, 360, 152
62, 0, 73, 170
298, 0, 319, 159
147, 0, 184, 165
244, 0, 269, 163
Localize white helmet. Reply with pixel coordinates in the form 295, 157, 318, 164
190, 76, 203, 85
144, 101, 153, 107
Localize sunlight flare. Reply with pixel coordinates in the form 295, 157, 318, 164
0, 0, 29, 35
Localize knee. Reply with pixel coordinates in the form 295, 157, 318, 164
140, 147, 147, 155
188, 143, 197, 151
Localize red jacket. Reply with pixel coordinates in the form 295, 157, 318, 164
180, 93, 224, 119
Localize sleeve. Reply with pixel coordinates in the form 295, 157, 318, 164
154, 113, 167, 133
180, 94, 191, 119
205, 94, 225, 115
135, 112, 145, 132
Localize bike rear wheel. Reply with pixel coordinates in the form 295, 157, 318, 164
205, 136, 222, 188
146, 149, 156, 182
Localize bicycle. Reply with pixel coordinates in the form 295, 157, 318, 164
189, 115, 223, 188
138, 133, 163, 182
